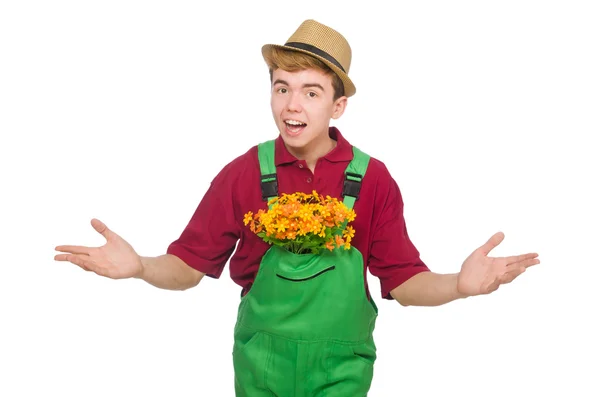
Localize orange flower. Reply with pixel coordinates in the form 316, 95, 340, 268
325, 240, 335, 251
275, 231, 286, 240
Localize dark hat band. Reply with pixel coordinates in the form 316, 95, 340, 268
284, 42, 346, 73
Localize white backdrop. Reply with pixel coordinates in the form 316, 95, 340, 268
1, 1, 599, 396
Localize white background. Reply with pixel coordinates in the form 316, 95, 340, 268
1, 1, 599, 396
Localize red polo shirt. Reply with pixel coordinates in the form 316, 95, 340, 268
166, 127, 430, 300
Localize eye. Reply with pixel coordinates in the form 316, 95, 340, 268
277, 87, 288, 94
308, 91, 317, 98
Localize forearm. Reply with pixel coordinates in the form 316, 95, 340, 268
136, 254, 205, 290
390, 272, 468, 307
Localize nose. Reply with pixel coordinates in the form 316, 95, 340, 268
286, 92, 303, 113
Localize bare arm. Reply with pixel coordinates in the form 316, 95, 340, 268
55, 219, 205, 291
137, 254, 205, 291
390, 272, 467, 307
390, 232, 540, 306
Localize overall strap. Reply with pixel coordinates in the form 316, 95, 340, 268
257, 140, 278, 205
342, 146, 371, 210
258, 140, 371, 211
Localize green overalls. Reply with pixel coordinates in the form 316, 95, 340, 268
233, 140, 379, 396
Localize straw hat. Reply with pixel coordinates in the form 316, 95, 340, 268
261, 19, 356, 97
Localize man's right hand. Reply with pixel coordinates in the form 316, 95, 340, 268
54, 218, 143, 279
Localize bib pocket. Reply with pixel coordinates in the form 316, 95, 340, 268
276, 265, 335, 281
272, 247, 337, 282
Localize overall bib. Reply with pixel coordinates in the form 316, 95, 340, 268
233, 140, 379, 396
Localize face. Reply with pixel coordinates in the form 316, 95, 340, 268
270, 68, 347, 156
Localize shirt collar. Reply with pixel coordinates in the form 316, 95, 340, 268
274, 126, 354, 166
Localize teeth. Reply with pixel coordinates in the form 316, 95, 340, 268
285, 120, 305, 125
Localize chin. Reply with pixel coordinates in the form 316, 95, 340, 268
279, 128, 312, 148
280, 135, 305, 147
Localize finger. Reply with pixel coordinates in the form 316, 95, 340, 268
506, 257, 540, 273
54, 253, 77, 261
503, 253, 539, 265
55, 253, 92, 270
57, 253, 110, 277
483, 279, 501, 294
499, 267, 526, 284
91, 218, 111, 240
480, 232, 505, 256
55, 245, 92, 255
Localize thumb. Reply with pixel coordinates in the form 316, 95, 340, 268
480, 231, 505, 256
91, 218, 112, 240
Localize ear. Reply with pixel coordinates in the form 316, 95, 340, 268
331, 96, 348, 120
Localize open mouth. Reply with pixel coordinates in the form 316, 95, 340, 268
284, 119, 307, 136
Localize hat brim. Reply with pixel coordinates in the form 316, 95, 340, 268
261, 44, 356, 97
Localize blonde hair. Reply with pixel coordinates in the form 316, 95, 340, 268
263, 46, 345, 100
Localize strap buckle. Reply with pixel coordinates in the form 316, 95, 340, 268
261, 173, 278, 201
343, 172, 363, 199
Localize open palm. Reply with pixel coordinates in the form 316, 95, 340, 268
54, 218, 143, 279
457, 232, 540, 296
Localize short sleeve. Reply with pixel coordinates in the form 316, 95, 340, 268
166, 169, 240, 279
368, 177, 430, 299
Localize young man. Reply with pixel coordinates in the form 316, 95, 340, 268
54, 19, 540, 396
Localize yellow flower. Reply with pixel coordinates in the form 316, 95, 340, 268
276, 218, 288, 233
343, 225, 355, 239
347, 210, 356, 223
310, 222, 321, 234
265, 224, 276, 236
243, 211, 253, 226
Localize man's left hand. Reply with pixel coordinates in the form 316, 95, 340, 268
457, 232, 540, 297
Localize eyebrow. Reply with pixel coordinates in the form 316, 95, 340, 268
273, 79, 325, 91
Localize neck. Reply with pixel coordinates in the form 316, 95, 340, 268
286, 131, 337, 171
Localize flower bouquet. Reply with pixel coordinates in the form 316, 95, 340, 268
244, 190, 356, 254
